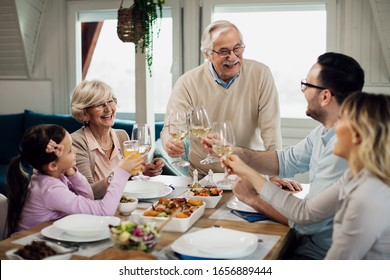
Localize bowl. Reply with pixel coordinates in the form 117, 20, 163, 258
109, 221, 160, 252
185, 187, 223, 208
118, 196, 138, 215
6, 241, 72, 260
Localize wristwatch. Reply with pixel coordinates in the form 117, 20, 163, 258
107, 172, 114, 185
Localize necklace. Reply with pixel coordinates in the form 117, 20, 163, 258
100, 141, 113, 151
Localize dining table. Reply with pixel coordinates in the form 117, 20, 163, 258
0, 175, 301, 260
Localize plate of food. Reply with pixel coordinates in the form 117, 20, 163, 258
184, 186, 223, 208
6, 240, 73, 260
123, 181, 172, 199
227, 196, 258, 213
199, 173, 237, 190
171, 227, 258, 259
139, 197, 205, 232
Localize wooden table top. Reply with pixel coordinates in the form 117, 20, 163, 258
0, 179, 294, 260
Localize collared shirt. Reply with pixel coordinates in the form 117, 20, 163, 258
208, 62, 239, 89
276, 125, 349, 259
84, 127, 122, 182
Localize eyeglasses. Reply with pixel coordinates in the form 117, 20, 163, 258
87, 98, 117, 111
301, 79, 326, 93
210, 45, 246, 58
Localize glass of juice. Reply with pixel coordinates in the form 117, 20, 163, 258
123, 140, 141, 176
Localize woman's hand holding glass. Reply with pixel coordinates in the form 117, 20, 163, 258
168, 110, 190, 167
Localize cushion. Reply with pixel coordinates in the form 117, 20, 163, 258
0, 164, 8, 196
112, 119, 135, 137
0, 113, 25, 164
24, 110, 82, 134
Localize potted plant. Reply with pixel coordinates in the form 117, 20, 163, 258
117, 0, 165, 76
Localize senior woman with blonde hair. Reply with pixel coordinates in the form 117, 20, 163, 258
71, 80, 164, 199
224, 91, 390, 259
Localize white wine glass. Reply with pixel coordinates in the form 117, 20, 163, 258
168, 110, 190, 167
211, 121, 236, 185
190, 105, 218, 164
131, 124, 152, 181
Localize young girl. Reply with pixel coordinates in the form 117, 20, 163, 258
6, 124, 142, 236
224, 91, 390, 259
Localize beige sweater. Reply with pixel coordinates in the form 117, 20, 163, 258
162, 59, 282, 176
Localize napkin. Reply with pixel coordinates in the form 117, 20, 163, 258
230, 210, 269, 223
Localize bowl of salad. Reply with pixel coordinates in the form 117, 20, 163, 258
109, 221, 160, 252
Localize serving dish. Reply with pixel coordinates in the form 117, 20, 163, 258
171, 227, 258, 259
53, 214, 120, 238
123, 181, 172, 199
199, 173, 237, 190
184, 188, 223, 208
138, 198, 205, 232
6, 241, 72, 260
227, 196, 258, 213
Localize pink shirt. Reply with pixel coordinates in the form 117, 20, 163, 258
18, 167, 130, 232
84, 127, 122, 181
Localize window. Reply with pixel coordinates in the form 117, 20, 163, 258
80, 10, 173, 119
211, 3, 327, 118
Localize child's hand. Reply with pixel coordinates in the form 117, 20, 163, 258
118, 151, 144, 175
64, 166, 76, 177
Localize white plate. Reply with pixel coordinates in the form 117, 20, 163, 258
171, 227, 258, 259
199, 173, 237, 190
227, 196, 258, 213
123, 181, 172, 199
53, 214, 120, 238
6, 242, 72, 260
184, 190, 222, 208
41, 225, 111, 242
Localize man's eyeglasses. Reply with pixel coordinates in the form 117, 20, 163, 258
210, 45, 246, 58
87, 98, 117, 111
301, 79, 326, 92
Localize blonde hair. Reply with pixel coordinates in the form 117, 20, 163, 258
341, 91, 390, 185
70, 80, 115, 123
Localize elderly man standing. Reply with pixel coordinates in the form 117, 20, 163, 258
161, 20, 282, 178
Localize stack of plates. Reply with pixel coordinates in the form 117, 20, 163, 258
170, 227, 258, 259
123, 181, 172, 199
41, 214, 120, 242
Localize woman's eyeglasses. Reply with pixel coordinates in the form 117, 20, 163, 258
210, 45, 246, 59
87, 98, 117, 111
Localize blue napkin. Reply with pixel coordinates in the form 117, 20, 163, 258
231, 210, 269, 222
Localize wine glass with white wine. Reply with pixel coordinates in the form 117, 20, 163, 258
168, 110, 190, 167
131, 123, 152, 181
190, 105, 218, 164
211, 121, 236, 185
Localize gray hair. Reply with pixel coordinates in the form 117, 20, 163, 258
200, 20, 244, 57
70, 80, 115, 123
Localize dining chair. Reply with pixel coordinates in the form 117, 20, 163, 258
0, 193, 8, 240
